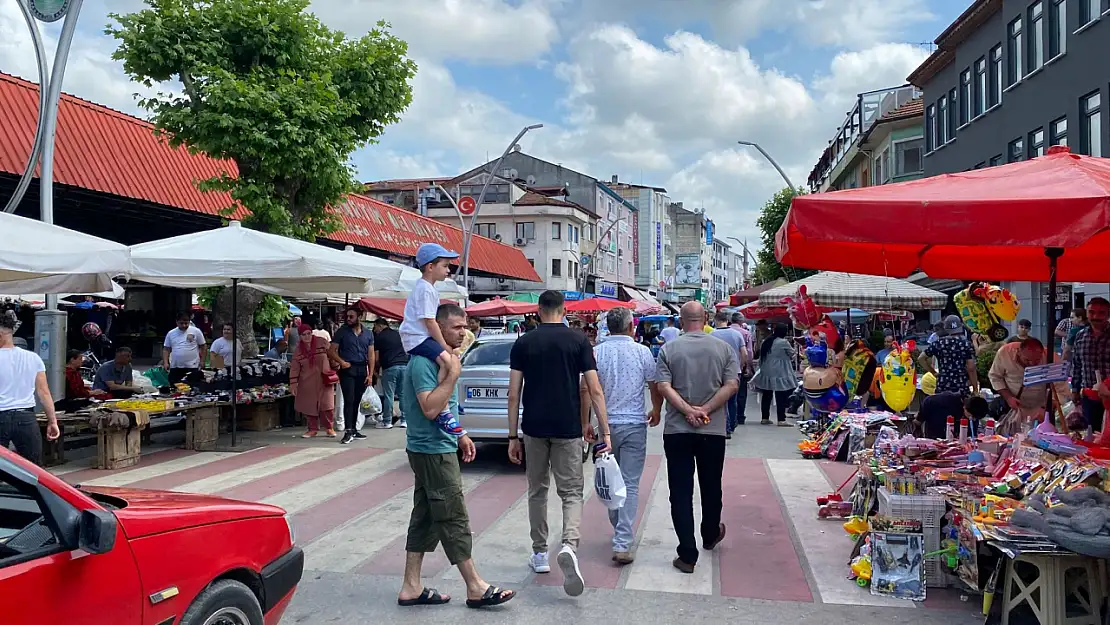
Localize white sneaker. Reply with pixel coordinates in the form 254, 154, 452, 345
557, 544, 584, 596
529, 551, 550, 573
398, 420, 407, 428
376, 421, 393, 429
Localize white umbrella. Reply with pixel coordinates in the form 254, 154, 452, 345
0, 213, 130, 293
757, 271, 948, 311
129, 221, 406, 446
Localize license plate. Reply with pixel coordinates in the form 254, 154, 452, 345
467, 387, 508, 399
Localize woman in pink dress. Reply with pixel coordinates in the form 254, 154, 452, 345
290, 324, 336, 437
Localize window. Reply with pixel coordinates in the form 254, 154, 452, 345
458, 183, 510, 204
974, 58, 987, 116
990, 45, 1003, 106
1008, 17, 1023, 85
960, 69, 972, 125
937, 96, 949, 144
527, 258, 535, 267
1082, 0, 1100, 24
551, 259, 561, 277
515, 221, 534, 241
1049, 0, 1066, 57
974, 162, 987, 169
990, 154, 1004, 166
1051, 116, 1068, 146
1028, 2, 1044, 72
475, 223, 497, 239
894, 139, 924, 175
1082, 91, 1102, 156
948, 89, 958, 140
1009, 137, 1025, 162
925, 104, 937, 151
552, 222, 561, 240
1030, 127, 1046, 157
872, 149, 887, 185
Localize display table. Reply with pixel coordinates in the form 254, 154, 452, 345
38, 415, 92, 467
995, 549, 1106, 625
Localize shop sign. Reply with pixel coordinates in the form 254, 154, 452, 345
595, 281, 617, 298
655, 222, 662, 271
339, 197, 452, 253
631, 211, 639, 265
29, 0, 70, 22
563, 291, 584, 301
705, 219, 714, 246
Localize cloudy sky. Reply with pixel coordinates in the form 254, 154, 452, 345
0, 0, 969, 248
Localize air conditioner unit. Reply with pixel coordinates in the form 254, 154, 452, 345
515, 238, 526, 246
494, 234, 503, 242
497, 283, 512, 290
497, 278, 506, 284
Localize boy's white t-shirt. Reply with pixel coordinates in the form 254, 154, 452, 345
400, 279, 440, 351
209, 337, 242, 367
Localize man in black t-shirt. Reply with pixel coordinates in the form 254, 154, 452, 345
507, 290, 611, 597
373, 318, 409, 428
916, 391, 989, 439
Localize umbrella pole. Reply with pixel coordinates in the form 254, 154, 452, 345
1045, 248, 1063, 427
231, 278, 239, 448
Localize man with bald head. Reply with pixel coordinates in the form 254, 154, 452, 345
656, 301, 740, 574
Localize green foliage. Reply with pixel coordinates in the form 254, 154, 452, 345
107, 0, 417, 239
753, 187, 816, 285
977, 343, 1002, 386
867, 329, 885, 353
197, 287, 290, 328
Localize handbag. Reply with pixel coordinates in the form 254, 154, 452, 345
322, 369, 339, 386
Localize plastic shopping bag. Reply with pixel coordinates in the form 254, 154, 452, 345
359, 386, 382, 417
593, 453, 627, 510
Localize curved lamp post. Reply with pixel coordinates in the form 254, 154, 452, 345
737, 140, 796, 190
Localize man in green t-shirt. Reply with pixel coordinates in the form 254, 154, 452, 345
396, 303, 516, 609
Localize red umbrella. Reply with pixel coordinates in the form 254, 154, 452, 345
776, 146, 1110, 282
565, 297, 636, 313
466, 298, 538, 317
357, 297, 454, 320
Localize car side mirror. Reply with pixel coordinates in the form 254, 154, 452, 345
78, 509, 117, 555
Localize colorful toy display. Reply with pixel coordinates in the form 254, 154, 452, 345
802, 336, 848, 415
880, 340, 917, 412
954, 282, 1020, 341
780, 284, 822, 329
841, 340, 877, 398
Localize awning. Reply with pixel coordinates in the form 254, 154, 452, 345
357, 297, 457, 320
620, 285, 665, 314
757, 271, 948, 311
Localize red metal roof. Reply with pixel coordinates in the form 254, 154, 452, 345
0, 72, 540, 282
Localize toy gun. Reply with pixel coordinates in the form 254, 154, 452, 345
924, 543, 969, 570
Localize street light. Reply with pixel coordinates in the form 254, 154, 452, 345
459, 124, 544, 285
737, 140, 795, 190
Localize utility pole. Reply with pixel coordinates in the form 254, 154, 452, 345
737, 140, 795, 190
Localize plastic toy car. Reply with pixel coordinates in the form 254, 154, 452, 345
0, 446, 303, 625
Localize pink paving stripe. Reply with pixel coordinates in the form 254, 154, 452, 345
292, 464, 414, 545
123, 446, 299, 491
354, 471, 529, 576
718, 458, 813, 602
62, 448, 196, 485
534, 453, 663, 589
816, 460, 858, 495
217, 447, 384, 502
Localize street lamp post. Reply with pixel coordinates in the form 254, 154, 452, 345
725, 236, 758, 286
459, 124, 543, 286
737, 140, 796, 190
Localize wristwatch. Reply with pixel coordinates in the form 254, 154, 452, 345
508, 434, 519, 440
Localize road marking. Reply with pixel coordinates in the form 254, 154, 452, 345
263, 449, 408, 515
175, 447, 343, 494
78, 451, 241, 487
624, 463, 715, 595
59, 448, 196, 484
217, 447, 383, 501
124, 446, 300, 491
767, 459, 913, 608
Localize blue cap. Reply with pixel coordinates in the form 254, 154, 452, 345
415, 242, 459, 268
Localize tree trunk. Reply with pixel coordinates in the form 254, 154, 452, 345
212, 286, 265, 358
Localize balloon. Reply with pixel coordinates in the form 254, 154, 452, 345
954, 287, 995, 335
920, 371, 937, 396
781, 284, 822, 329
975, 283, 1021, 322
881, 341, 917, 412
841, 340, 875, 398
805, 383, 848, 413
804, 335, 829, 368
809, 315, 839, 351
956, 281, 1018, 341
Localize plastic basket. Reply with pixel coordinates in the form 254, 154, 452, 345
877, 487, 946, 528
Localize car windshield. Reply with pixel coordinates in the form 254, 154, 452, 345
462, 341, 514, 366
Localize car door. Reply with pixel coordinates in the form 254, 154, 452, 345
0, 452, 143, 625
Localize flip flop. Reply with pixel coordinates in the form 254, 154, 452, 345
397, 587, 450, 606
465, 585, 516, 609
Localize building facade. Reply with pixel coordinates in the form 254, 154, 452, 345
608, 178, 671, 294
711, 238, 731, 305
587, 184, 638, 297
667, 203, 712, 305
910, 0, 1110, 173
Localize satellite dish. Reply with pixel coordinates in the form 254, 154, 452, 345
495, 234, 503, 242
526, 175, 536, 185
508, 169, 518, 179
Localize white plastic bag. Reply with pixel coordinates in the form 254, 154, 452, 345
593, 453, 627, 510
359, 386, 382, 417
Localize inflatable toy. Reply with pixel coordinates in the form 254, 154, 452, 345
955, 281, 1019, 341
781, 284, 821, 329
881, 340, 917, 412
840, 340, 876, 398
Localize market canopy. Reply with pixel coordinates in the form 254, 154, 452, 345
565, 297, 636, 313
776, 146, 1110, 282
466, 299, 538, 317
128, 221, 404, 293
757, 272, 948, 311
0, 212, 130, 293
357, 296, 455, 321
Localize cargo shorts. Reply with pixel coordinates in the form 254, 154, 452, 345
405, 451, 473, 565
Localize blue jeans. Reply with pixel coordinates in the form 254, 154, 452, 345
725, 392, 738, 433
381, 365, 406, 424
735, 374, 748, 426
607, 422, 647, 553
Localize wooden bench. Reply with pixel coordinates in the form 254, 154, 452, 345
37, 415, 93, 467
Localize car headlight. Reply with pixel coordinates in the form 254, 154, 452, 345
284, 513, 296, 546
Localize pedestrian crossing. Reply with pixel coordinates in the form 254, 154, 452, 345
53, 443, 971, 610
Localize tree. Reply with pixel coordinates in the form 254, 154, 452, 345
752, 186, 816, 285
108, 0, 417, 354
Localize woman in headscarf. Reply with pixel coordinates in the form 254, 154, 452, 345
290, 324, 337, 438
751, 323, 797, 426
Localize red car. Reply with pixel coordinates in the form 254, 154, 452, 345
0, 446, 303, 625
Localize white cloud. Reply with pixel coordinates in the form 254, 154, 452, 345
814, 43, 931, 105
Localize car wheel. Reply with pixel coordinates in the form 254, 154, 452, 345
180, 579, 264, 625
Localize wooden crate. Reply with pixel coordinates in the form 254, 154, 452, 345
96, 427, 141, 470
235, 401, 281, 432
185, 405, 221, 451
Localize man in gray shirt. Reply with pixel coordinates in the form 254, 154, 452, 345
710, 311, 748, 436
656, 301, 739, 574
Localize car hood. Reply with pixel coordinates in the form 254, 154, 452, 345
81, 486, 286, 538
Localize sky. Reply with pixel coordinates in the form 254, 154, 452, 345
0, 0, 972, 251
